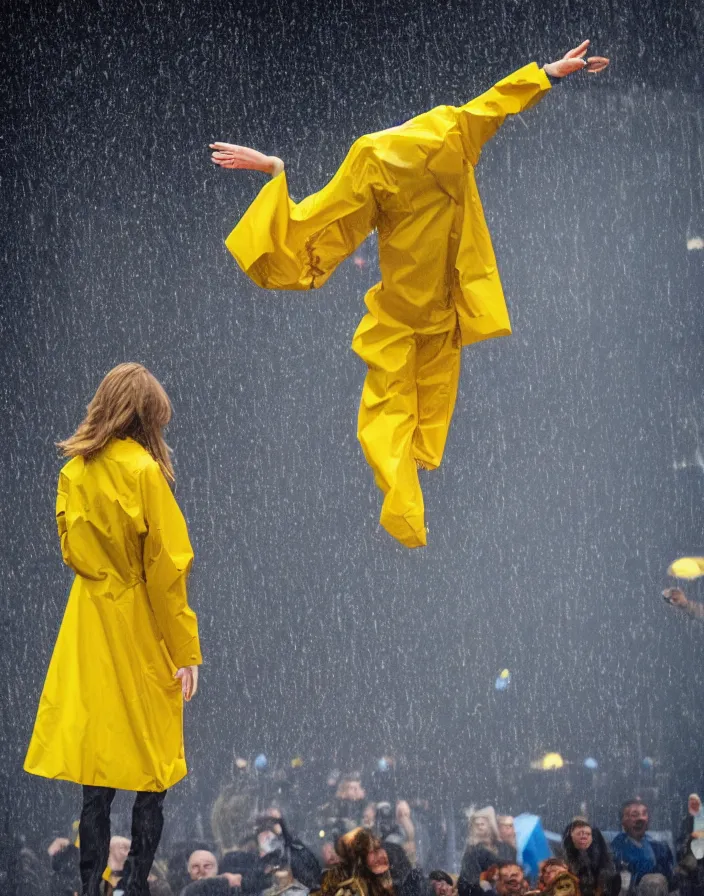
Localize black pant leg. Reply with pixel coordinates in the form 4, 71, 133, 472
79, 785, 116, 896
119, 790, 167, 896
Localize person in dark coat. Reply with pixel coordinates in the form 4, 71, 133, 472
49, 842, 81, 896
675, 794, 704, 896
458, 808, 516, 896
562, 819, 619, 896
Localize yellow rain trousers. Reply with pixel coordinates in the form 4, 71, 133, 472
24, 438, 202, 792
226, 63, 552, 548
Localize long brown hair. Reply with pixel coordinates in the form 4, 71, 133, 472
318, 829, 391, 896
57, 363, 175, 481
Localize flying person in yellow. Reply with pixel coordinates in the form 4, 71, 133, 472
24, 363, 202, 896
212, 41, 609, 549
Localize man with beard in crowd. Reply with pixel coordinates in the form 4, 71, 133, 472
610, 801, 673, 893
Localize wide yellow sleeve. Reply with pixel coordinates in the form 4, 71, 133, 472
225, 139, 378, 291
141, 463, 202, 668
454, 62, 552, 164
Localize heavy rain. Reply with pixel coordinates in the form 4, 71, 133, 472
1, 0, 703, 894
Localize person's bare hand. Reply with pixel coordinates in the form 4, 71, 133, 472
47, 837, 70, 856
663, 587, 688, 608
175, 665, 199, 701
222, 873, 243, 887
543, 40, 610, 78
210, 143, 284, 176
692, 832, 704, 840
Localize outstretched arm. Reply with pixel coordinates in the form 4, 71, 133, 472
454, 40, 609, 162
211, 136, 378, 290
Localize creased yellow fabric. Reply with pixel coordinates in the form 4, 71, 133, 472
24, 438, 201, 792
226, 63, 551, 547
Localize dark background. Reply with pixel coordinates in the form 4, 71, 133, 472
1, 0, 703, 843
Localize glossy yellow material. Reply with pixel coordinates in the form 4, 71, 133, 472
24, 438, 201, 792
540, 752, 565, 770
668, 557, 704, 580
226, 64, 551, 547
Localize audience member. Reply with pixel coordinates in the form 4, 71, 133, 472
479, 865, 500, 895
561, 818, 619, 896
109, 835, 132, 889
610, 801, 673, 892
497, 820, 517, 854
538, 861, 570, 891
676, 794, 704, 896
188, 851, 221, 881
459, 808, 517, 896
543, 872, 580, 896
495, 863, 527, 896
429, 871, 456, 896
47, 839, 80, 896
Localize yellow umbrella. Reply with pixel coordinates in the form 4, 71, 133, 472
668, 557, 704, 580
540, 752, 564, 770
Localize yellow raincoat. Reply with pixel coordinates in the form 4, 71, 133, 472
226, 63, 552, 548
24, 437, 201, 792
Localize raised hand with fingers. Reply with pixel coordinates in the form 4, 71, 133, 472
210, 143, 284, 176
543, 39, 610, 78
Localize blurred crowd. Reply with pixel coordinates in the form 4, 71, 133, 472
4, 771, 704, 896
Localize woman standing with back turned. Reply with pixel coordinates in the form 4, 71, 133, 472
24, 362, 202, 896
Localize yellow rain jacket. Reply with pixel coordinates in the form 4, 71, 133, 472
24, 437, 201, 792
226, 63, 552, 548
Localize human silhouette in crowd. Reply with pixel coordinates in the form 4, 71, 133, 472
537, 861, 570, 892
542, 872, 581, 896
372, 802, 417, 868
428, 871, 455, 896
561, 818, 619, 896
495, 862, 527, 896
610, 801, 673, 892
313, 827, 428, 896
318, 776, 370, 837
46, 837, 81, 896
676, 794, 704, 896
458, 807, 517, 896
497, 821, 517, 855
180, 848, 244, 895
